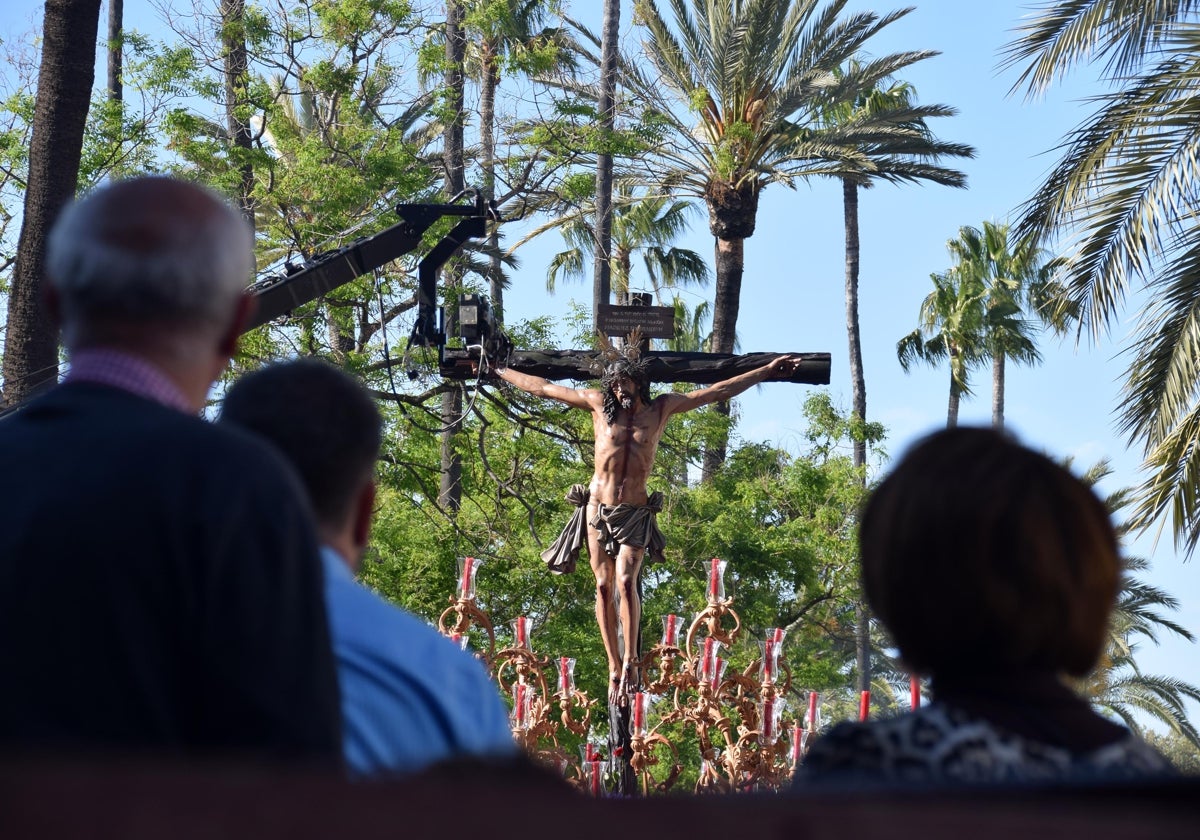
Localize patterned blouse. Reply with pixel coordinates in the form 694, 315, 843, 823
796, 703, 1173, 786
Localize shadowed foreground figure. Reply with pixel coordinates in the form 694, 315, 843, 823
0, 176, 340, 760
221, 359, 516, 776
797, 427, 1171, 786
494, 347, 802, 702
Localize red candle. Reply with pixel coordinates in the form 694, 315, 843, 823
789, 724, 803, 764
663, 614, 678, 646
589, 759, 601, 796
515, 684, 527, 727
807, 691, 818, 729
910, 676, 921, 710
516, 616, 527, 648
459, 556, 476, 599
763, 639, 776, 679
859, 690, 870, 721
773, 627, 785, 645
709, 558, 720, 598
701, 637, 715, 680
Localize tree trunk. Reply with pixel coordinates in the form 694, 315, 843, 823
106, 0, 122, 101
855, 601, 871, 694
480, 46, 503, 321
844, 179, 866, 472
700, 235, 744, 482
591, 0, 619, 331
2, 0, 102, 408
221, 0, 255, 227
992, 352, 1005, 429
439, 0, 467, 514
843, 177, 872, 696
947, 381, 960, 428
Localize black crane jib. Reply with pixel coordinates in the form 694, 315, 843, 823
243, 193, 498, 340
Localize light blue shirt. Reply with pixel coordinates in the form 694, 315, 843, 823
321, 547, 515, 776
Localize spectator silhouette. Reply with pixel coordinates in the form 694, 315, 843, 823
220, 358, 516, 777
798, 427, 1171, 785
0, 176, 340, 761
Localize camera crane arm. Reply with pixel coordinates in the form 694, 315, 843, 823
243, 193, 497, 346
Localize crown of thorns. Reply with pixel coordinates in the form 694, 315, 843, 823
587, 329, 649, 382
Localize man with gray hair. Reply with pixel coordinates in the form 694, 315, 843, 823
0, 176, 341, 761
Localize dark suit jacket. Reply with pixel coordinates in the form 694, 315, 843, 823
0, 382, 341, 762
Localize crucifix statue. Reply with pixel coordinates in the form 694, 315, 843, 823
489, 335, 804, 703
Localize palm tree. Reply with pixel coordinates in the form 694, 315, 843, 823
631, 0, 942, 476
593, 0, 620, 328
516, 185, 709, 306
466, 0, 571, 320
815, 65, 973, 701
666, 296, 713, 353
2, 0, 103, 408
1071, 459, 1200, 746
945, 221, 1064, 429
816, 66, 973, 466
897, 267, 988, 428
1002, 2, 1200, 552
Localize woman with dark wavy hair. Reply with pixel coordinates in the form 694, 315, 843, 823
798, 427, 1171, 785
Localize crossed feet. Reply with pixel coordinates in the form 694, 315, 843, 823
608, 662, 640, 706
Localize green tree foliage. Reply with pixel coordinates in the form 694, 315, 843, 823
1142, 729, 1200, 775
0, 23, 178, 373
1069, 459, 1200, 745
516, 182, 709, 305
154, 0, 436, 375
1003, 1, 1200, 554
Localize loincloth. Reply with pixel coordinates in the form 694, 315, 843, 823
540, 484, 667, 575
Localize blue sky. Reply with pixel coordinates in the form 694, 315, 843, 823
3, 0, 1196, 724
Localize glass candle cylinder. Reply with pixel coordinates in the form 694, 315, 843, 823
708, 657, 727, 693
696, 637, 723, 683
787, 724, 804, 769
631, 691, 654, 737
457, 556, 483, 601
511, 682, 535, 730
510, 615, 535, 650
760, 697, 786, 745
583, 759, 605, 797
556, 656, 576, 697
760, 635, 783, 684
580, 740, 604, 764
706, 558, 728, 603
661, 613, 681, 646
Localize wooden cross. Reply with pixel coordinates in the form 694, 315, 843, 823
441, 348, 830, 386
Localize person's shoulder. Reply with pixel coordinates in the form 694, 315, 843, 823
1083, 732, 1178, 777
325, 569, 477, 671
325, 569, 505, 715
799, 707, 953, 779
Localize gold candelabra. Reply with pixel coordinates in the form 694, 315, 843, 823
439, 555, 821, 796
438, 557, 595, 780
631, 558, 815, 794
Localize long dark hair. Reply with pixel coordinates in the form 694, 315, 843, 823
600, 361, 652, 424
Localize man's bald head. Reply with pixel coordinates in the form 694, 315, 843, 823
47, 176, 253, 335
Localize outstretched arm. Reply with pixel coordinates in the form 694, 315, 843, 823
660, 355, 804, 419
494, 365, 597, 411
